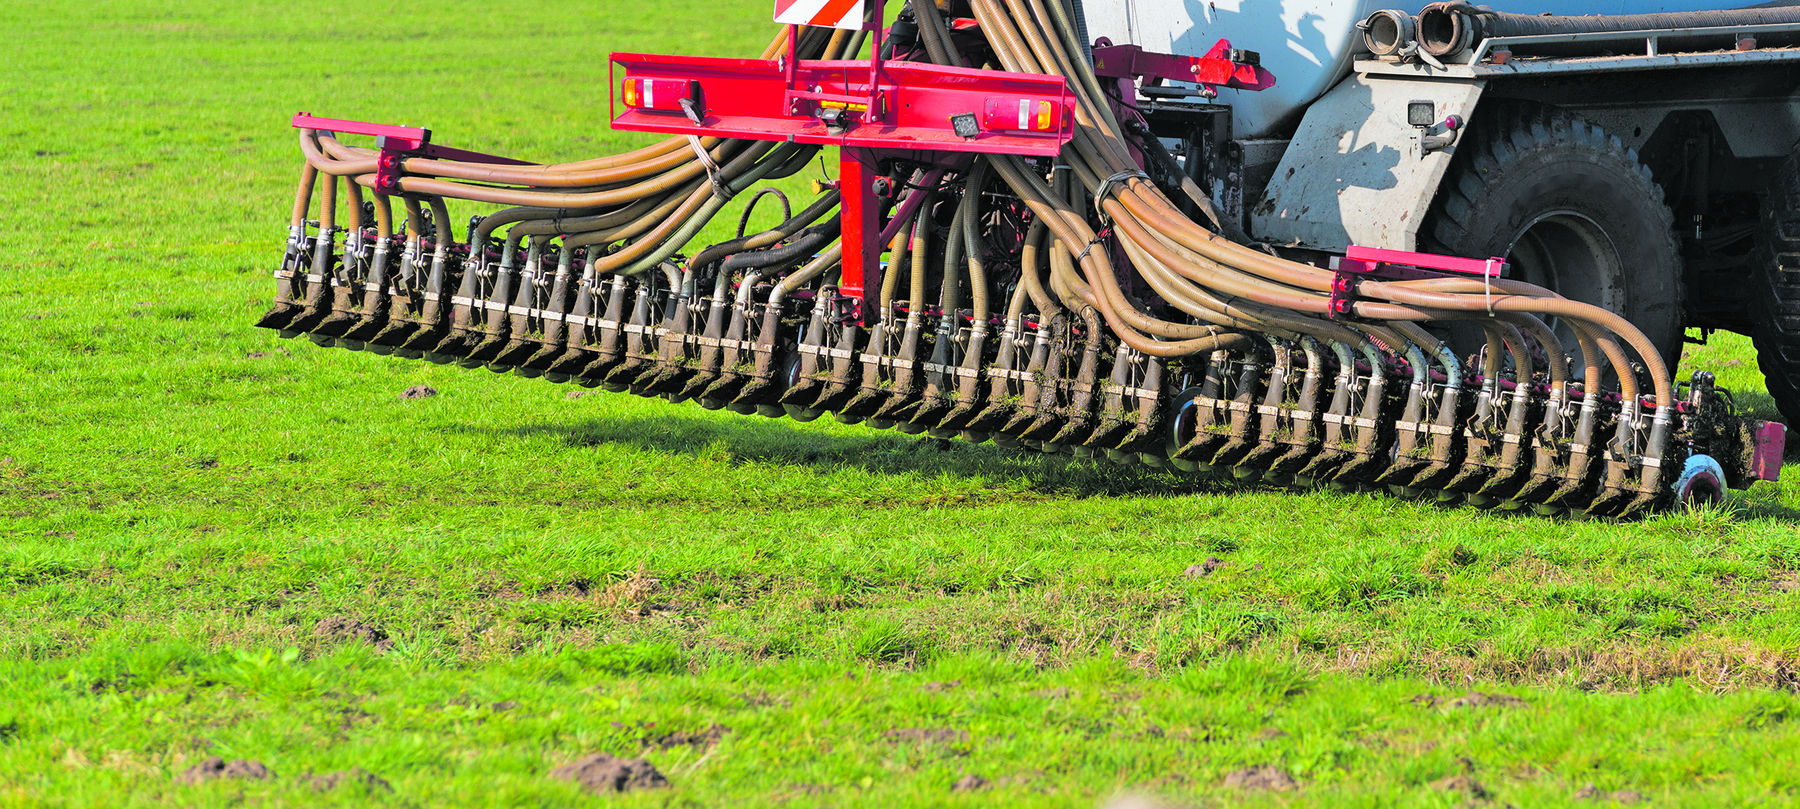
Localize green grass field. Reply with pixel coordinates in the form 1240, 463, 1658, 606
6, 1, 1800, 806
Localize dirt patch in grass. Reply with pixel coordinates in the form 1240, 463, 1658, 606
1222, 765, 1297, 791
951, 773, 989, 791
1447, 692, 1527, 709
773, 783, 833, 800
1386, 641, 1800, 691
645, 723, 728, 749
1431, 774, 1490, 800
400, 385, 437, 400
1410, 691, 1525, 709
1576, 784, 1646, 803
552, 754, 669, 793
313, 615, 393, 651
305, 768, 392, 793
177, 758, 270, 784
1184, 557, 1227, 579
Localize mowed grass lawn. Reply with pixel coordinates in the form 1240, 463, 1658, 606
6, 1, 1800, 806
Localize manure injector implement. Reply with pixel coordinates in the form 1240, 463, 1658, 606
258, 0, 1793, 517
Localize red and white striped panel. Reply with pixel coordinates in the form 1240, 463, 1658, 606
773, 0, 866, 30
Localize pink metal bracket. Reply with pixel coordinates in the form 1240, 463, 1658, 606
292, 112, 535, 194
1337, 245, 1505, 280
1752, 421, 1787, 483
1089, 40, 1276, 93
1327, 245, 1507, 320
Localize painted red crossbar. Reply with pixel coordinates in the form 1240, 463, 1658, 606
1339, 245, 1505, 280
1327, 246, 1506, 320
294, 112, 535, 192
608, 50, 1074, 325
1090, 40, 1276, 92
608, 54, 1073, 156
292, 113, 536, 166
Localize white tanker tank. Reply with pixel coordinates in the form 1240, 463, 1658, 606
1078, 0, 1769, 137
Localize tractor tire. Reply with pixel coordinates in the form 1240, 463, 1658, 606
1750, 152, 1800, 428
1428, 108, 1684, 374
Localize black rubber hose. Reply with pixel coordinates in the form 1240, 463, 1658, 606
717, 222, 841, 274
1420, 2, 1800, 58
689, 192, 842, 272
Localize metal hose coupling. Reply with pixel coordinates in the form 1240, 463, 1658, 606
1359, 9, 1416, 57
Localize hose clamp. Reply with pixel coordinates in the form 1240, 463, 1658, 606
1092, 169, 1149, 221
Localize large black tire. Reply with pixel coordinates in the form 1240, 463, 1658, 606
1428, 108, 1684, 374
1751, 153, 1800, 428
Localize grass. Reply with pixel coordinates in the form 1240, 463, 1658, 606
4, 0, 1800, 806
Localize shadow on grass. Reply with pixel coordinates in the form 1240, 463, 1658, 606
458, 399, 1797, 521
460, 408, 1243, 499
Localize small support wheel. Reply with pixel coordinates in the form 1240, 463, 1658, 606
1674, 454, 1727, 508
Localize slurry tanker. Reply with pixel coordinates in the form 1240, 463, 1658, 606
258, 0, 1798, 516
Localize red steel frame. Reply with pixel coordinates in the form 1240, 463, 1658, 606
608, 50, 1074, 324
607, 0, 1076, 325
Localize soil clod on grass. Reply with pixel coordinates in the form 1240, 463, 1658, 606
951, 774, 990, 791
400, 385, 438, 400
177, 757, 270, 784
1576, 784, 1646, 804
923, 679, 962, 692
566, 390, 597, 400
552, 753, 669, 793
1448, 692, 1527, 709
306, 768, 393, 793
491, 700, 519, 712
1431, 774, 1490, 800
1185, 556, 1227, 578
646, 723, 728, 749
313, 615, 393, 651
1412, 692, 1527, 709
1222, 765, 1297, 791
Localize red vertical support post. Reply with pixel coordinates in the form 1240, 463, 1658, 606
865, 0, 886, 114
837, 147, 881, 326
783, 24, 800, 113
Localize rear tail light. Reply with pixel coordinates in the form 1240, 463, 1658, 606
982, 98, 1063, 132
622, 78, 699, 113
